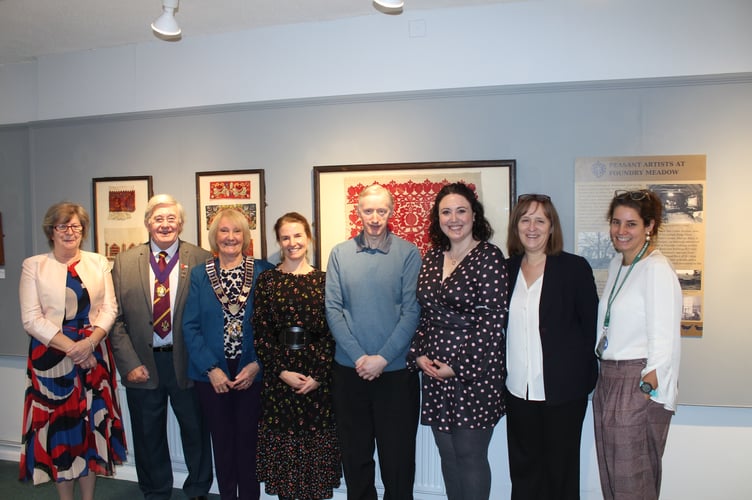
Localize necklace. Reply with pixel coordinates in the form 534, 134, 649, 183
446, 241, 476, 267
205, 257, 254, 316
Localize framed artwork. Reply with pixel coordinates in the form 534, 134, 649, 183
92, 176, 154, 261
195, 169, 267, 258
313, 160, 516, 269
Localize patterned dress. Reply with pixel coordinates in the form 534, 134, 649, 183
252, 268, 341, 500
19, 262, 126, 484
408, 241, 509, 431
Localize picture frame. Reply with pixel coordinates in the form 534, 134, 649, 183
313, 160, 516, 269
92, 176, 154, 261
0, 212, 5, 266
195, 169, 267, 258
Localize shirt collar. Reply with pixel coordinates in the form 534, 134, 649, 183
150, 239, 180, 260
354, 230, 393, 254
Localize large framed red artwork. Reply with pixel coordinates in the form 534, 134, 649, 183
313, 160, 516, 269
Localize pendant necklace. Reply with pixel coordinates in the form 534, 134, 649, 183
447, 241, 476, 267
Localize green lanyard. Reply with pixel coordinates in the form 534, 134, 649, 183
596, 241, 650, 359
604, 240, 650, 330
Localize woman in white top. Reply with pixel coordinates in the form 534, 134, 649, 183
593, 189, 682, 500
505, 194, 598, 500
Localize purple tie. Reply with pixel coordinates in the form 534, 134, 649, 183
153, 251, 171, 338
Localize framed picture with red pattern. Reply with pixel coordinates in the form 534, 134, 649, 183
92, 176, 154, 262
195, 169, 266, 258
313, 160, 516, 269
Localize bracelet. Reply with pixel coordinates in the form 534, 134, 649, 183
88, 338, 96, 353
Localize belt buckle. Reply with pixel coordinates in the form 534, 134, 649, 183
286, 326, 305, 350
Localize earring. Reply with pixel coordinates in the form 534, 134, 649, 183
646, 233, 651, 242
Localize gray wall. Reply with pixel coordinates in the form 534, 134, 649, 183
0, 125, 29, 355
1, 74, 751, 407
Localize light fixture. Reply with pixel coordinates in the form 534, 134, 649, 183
152, 0, 181, 38
373, 0, 404, 13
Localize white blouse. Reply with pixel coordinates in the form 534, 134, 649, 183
596, 250, 682, 411
506, 268, 546, 401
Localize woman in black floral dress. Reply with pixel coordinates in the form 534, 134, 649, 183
252, 212, 341, 500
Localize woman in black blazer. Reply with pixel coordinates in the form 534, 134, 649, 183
505, 194, 598, 500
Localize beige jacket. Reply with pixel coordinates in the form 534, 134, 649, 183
19, 250, 117, 345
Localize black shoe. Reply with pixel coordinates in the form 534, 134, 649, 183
189, 496, 208, 500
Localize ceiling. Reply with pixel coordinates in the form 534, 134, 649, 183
0, 0, 514, 66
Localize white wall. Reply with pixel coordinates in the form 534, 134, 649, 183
1, 0, 751, 124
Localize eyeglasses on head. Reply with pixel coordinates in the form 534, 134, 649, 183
614, 189, 651, 201
517, 193, 551, 203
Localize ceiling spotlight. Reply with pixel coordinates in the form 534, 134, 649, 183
373, 0, 404, 13
152, 0, 181, 38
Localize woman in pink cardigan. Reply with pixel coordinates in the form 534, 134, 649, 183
18, 201, 126, 500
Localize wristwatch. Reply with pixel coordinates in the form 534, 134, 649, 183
639, 380, 657, 397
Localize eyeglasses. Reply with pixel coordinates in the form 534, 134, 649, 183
517, 193, 551, 203
151, 215, 179, 225
614, 189, 651, 201
53, 224, 83, 233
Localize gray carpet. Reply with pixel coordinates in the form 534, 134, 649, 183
0, 460, 219, 499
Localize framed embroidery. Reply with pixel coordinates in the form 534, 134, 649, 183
92, 176, 154, 261
313, 160, 516, 269
195, 169, 266, 258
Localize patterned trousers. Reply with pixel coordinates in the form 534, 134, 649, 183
593, 359, 673, 500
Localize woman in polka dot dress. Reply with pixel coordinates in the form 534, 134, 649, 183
408, 182, 509, 500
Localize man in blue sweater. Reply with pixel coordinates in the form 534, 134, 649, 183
325, 183, 422, 500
